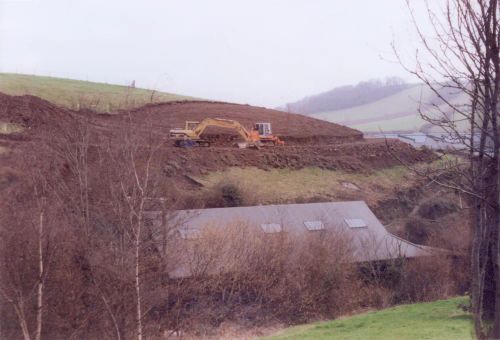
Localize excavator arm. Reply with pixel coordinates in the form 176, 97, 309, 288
192, 118, 255, 141
170, 118, 259, 145
170, 118, 283, 148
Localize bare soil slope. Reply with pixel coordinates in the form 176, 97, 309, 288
0, 93, 435, 188
107, 100, 364, 144
0, 93, 73, 131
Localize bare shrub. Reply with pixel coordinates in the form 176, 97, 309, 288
395, 256, 456, 303
358, 254, 462, 308
404, 216, 436, 244
427, 211, 472, 253
220, 183, 244, 207
204, 180, 255, 208
158, 223, 360, 331
358, 285, 395, 309
417, 197, 459, 220
277, 230, 358, 319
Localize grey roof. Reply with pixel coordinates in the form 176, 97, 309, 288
146, 201, 431, 278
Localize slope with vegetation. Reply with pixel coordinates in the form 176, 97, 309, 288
0, 73, 197, 112
282, 79, 467, 133
280, 78, 413, 115
311, 84, 467, 133
267, 297, 472, 340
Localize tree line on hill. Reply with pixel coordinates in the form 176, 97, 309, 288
281, 77, 412, 115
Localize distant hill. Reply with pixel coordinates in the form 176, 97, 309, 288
282, 79, 468, 133
0, 73, 198, 112
279, 78, 414, 115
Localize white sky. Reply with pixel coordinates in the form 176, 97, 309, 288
0, 0, 432, 107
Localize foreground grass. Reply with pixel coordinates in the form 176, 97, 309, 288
267, 297, 472, 340
0, 73, 197, 112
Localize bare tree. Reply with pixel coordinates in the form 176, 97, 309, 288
398, 1, 499, 337
99, 114, 167, 340
0, 155, 53, 340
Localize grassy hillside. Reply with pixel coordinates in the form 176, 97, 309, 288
195, 156, 454, 205
0, 73, 197, 112
267, 297, 472, 340
309, 84, 468, 133
195, 166, 411, 206
280, 79, 413, 115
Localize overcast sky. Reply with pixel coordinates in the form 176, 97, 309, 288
0, 0, 432, 107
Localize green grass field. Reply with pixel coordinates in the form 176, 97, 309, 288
266, 297, 472, 340
0, 73, 197, 112
195, 166, 412, 205
195, 157, 464, 206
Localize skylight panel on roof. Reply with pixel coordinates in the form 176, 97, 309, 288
260, 223, 282, 233
345, 218, 368, 228
304, 220, 325, 231
178, 229, 201, 240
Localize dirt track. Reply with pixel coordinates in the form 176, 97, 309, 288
162, 139, 433, 177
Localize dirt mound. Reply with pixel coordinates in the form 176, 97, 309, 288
0, 92, 75, 131
110, 101, 364, 144
0, 93, 361, 145
162, 139, 435, 179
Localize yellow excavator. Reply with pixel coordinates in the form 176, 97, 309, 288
169, 118, 284, 148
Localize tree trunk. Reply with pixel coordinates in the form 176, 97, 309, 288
13, 302, 31, 340
135, 234, 143, 340
35, 210, 44, 340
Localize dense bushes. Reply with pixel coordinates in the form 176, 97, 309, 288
149, 226, 466, 334
404, 216, 436, 244
1, 203, 467, 338
417, 198, 459, 220
404, 196, 464, 245
204, 180, 252, 208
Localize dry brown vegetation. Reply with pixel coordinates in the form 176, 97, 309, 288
0, 92, 470, 338
0, 122, 468, 340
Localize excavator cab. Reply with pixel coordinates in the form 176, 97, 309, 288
254, 122, 272, 136
185, 121, 200, 130
254, 122, 284, 146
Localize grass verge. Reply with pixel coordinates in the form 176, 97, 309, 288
266, 296, 472, 340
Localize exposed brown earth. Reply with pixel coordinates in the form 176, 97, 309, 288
120, 100, 364, 144
161, 140, 433, 177
0, 92, 436, 189
0, 93, 74, 131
